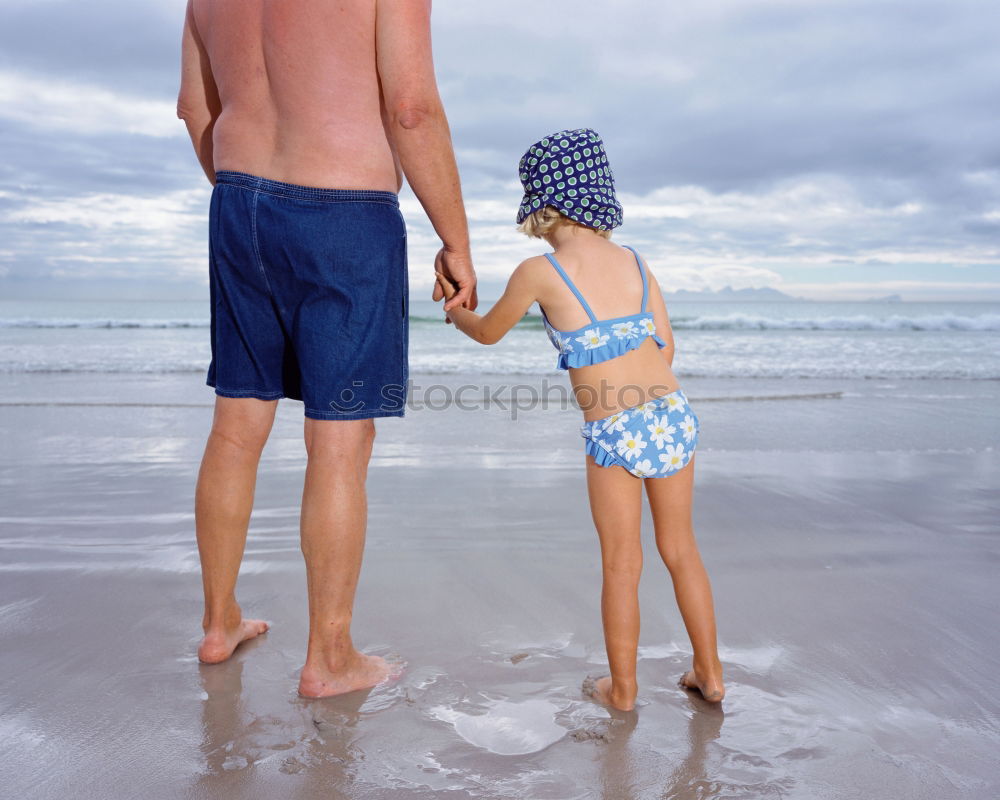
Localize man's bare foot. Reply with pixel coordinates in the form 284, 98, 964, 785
582, 675, 636, 712
298, 652, 402, 698
198, 618, 270, 664
679, 663, 725, 703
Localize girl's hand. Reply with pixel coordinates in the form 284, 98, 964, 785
435, 271, 458, 323
435, 271, 458, 300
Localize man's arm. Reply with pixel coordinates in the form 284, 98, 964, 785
376, 0, 477, 311
177, 0, 221, 185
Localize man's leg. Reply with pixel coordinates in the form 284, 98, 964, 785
196, 396, 278, 663
297, 417, 395, 697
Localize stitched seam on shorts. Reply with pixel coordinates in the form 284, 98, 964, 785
249, 190, 274, 295
214, 173, 398, 205
248, 189, 399, 205
213, 387, 284, 399
304, 407, 405, 420
399, 213, 408, 389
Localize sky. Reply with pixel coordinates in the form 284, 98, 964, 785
1, 0, 999, 302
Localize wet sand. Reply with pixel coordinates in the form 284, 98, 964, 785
1, 373, 998, 799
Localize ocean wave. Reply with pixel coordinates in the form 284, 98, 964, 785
0, 363, 206, 374
409, 314, 550, 329
667, 313, 1000, 331
0, 318, 209, 329
1, 361, 997, 379
4, 312, 998, 332
417, 312, 1000, 331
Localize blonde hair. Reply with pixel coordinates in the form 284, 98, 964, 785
517, 205, 612, 240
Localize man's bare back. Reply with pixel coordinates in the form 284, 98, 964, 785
188, 0, 400, 190
180, 0, 477, 307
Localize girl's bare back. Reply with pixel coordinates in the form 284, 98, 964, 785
534, 238, 681, 421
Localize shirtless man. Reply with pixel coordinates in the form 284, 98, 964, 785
177, 0, 476, 697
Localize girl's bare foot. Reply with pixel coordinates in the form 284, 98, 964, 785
198, 618, 270, 664
298, 652, 402, 698
582, 675, 636, 712
679, 662, 725, 703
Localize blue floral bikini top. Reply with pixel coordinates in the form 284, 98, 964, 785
539, 245, 667, 370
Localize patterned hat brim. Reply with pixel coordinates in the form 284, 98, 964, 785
516, 127, 623, 230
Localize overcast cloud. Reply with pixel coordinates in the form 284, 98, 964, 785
1, 0, 998, 300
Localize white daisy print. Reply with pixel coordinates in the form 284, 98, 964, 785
611, 321, 637, 339
635, 401, 657, 420
680, 414, 697, 443
632, 459, 657, 477
616, 430, 647, 461
659, 443, 687, 471
603, 413, 627, 434
647, 415, 677, 449
665, 393, 685, 414
639, 317, 656, 335
557, 334, 574, 354
576, 327, 610, 350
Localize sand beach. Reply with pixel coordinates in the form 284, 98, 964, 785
2, 363, 998, 799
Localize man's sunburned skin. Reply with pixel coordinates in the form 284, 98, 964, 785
181, 0, 476, 694
198, 617, 270, 664
190, 0, 402, 192
182, 0, 407, 687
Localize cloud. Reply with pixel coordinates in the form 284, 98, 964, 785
0, 0, 182, 97
0, 0, 997, 300
4, 187, 210, 284
0, 70, 181, 139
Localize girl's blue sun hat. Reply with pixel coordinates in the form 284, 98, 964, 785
516, 128, 623, 231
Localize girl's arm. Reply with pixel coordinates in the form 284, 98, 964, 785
436, 258, 543, 344
641, 259, 676, 367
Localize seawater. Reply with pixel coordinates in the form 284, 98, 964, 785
0, 298, 998, 381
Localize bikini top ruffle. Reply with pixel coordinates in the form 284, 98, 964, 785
539, 245, 667, 370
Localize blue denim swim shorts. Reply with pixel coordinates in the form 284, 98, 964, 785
207, 170, 408, 420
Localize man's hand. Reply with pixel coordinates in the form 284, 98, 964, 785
432, 247, 478, 312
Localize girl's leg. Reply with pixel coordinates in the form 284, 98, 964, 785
644, 453, 725, 702
585, 456, 644, 711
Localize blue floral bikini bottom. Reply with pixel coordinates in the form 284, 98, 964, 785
580, 389, 699, 478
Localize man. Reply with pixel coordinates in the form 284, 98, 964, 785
177, 0, 476, 697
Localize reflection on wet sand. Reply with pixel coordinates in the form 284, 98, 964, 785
195, 650, 388, 794
657, 702, 724, 800
595, 709, 641, 800
3, 373, 997, 799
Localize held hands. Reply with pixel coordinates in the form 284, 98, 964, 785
434, 270, 459, 324
434, 271, 458, 301
432, 247, 478, 313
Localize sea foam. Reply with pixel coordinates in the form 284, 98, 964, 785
668, 312, 1000, 331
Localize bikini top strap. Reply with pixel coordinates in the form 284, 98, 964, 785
544, 253, 598, 324
622, 245, 649, 312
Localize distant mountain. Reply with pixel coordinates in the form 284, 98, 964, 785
662, 285, 805, 302
865, 294, 903, 303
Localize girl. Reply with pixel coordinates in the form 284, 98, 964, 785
435, 128, 725, 711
